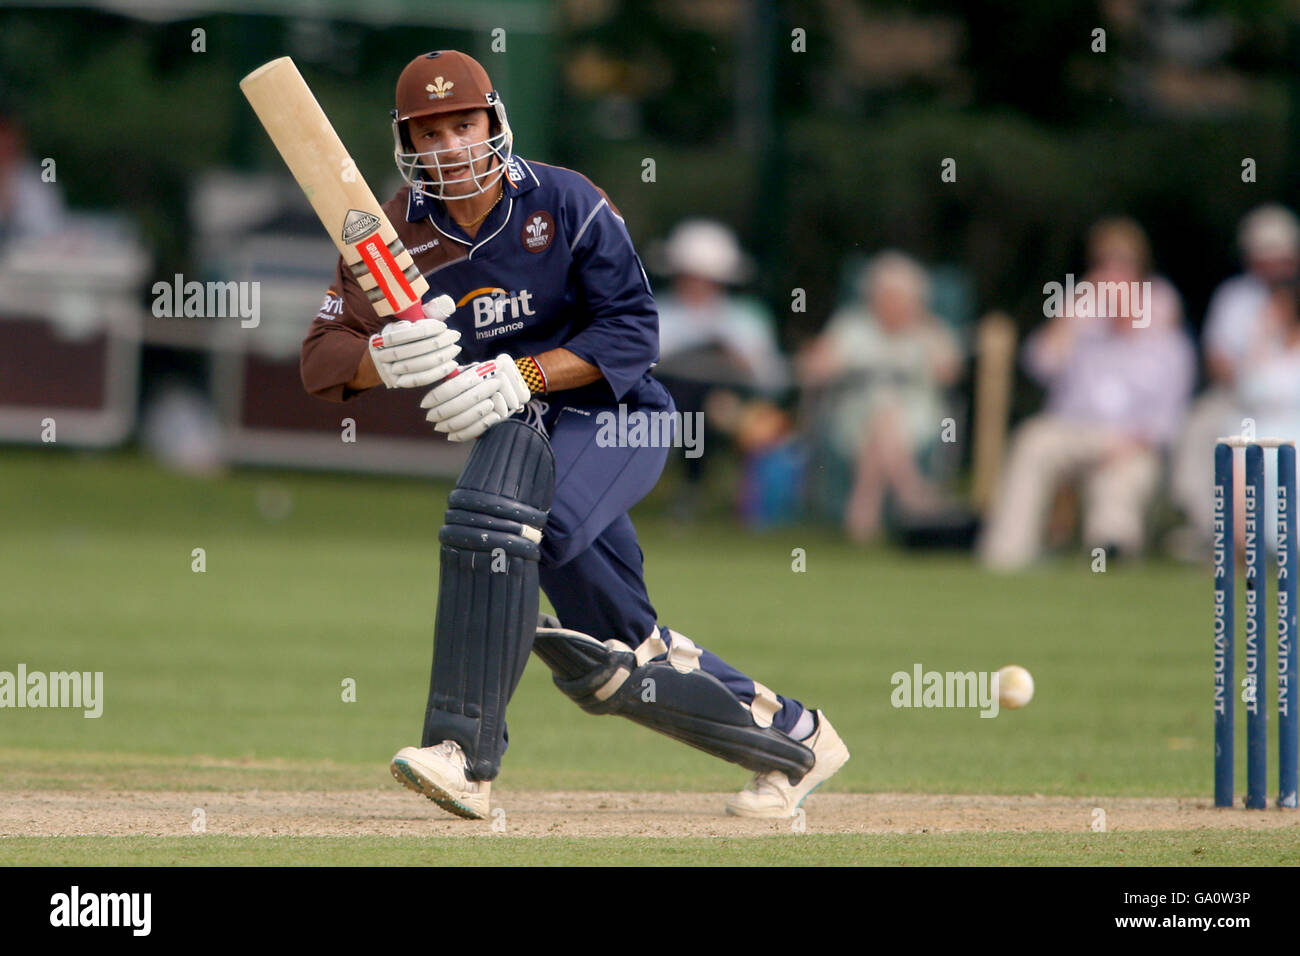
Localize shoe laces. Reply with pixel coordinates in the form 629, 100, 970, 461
431, 740, 463, 765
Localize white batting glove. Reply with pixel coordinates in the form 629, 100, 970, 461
368, 294, 461, 389
420, 354, 532, 442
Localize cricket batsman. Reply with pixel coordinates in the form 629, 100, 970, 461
300, 50, 849, 819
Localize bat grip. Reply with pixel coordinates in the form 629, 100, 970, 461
396, 300, 426, 321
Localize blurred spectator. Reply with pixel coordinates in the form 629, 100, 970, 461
1235, 281, 1300, 440
797, 251, 961, 541
1223, 280, 1300, 553
653, 219, 787, 388
1205, 205, 1300, 384
650, 219, 788, 505
139, 379, 226, 476
0, 112, 65, 243
707, 390, 804, 528
1167, 204, 1300, 559
979, 217, 1195, 569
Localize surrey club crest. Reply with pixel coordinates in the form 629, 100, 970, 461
522, 210, 555, 253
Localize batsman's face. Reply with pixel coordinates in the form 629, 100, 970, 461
410, 109, 497, 197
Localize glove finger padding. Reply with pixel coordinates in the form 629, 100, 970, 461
422, 355, 534, 442
371, 318, 448, 351
421, 365, 483, 409
425, 377, 498, 425
436, 398, 500, 434
386, 329, 461, 372
447, 411, 503, 442
391, 360, 461, 390
380, 329, 460, 366
371, 319, 463, 389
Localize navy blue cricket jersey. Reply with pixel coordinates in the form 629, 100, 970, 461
301, 155, 667, 417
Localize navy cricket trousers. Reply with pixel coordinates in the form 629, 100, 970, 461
531, 386, 807, 737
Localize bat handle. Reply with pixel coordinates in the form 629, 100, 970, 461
396, 300, 426, 321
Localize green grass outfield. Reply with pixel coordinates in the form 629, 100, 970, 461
0, 447, 1273, 865
6, 831, 1300, 866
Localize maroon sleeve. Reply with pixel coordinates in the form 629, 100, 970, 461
300, 254, 384, 403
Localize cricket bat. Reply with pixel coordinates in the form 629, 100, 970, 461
240, 56, 427, 320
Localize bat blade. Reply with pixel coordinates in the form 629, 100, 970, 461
239, 56, 427, 319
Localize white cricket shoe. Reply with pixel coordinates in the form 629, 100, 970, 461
725, 710, 849, 818
390, 741, 491, 820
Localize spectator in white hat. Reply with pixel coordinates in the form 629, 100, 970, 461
1205, 204, 1300, 384
650, 219, 788, 502
652, 219, 787, 389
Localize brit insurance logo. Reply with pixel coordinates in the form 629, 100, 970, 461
521, 210, 555, 253
456, 286, 536, 338
315, 289, 343, 321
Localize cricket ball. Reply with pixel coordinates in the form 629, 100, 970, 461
996, 665, 1034, 709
